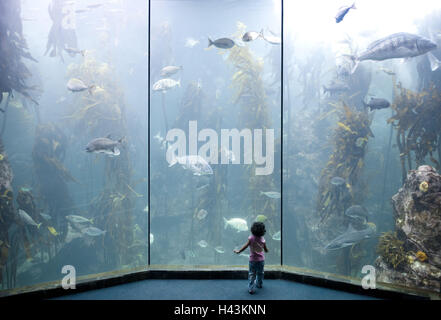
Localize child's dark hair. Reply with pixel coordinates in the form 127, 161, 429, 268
251, 222, 266, 237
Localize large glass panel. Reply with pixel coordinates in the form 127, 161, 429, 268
150, 0, 282, 267
0, 0, 148, 295
283, 1, 441, 296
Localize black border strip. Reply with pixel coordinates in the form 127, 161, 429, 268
1, 269, 430, 300
280, 0, 284, 267
147, 0, 151, 267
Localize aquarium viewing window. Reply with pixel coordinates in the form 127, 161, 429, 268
1, 0, 441, 300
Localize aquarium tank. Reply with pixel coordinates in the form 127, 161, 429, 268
0, 0, 441, 298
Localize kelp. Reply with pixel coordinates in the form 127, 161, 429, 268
32, 123, 73, 243
0, 0, 39, 109
227, 22, 279, 236
388, 82, 441, 182
377, 231, 407, 270
316, 101, 373, 225
66, 54, 135, 267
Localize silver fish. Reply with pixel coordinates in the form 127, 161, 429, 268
40, 212, 52, 221
198, 240, 208, 248
349, 33, 438, 73
323, 81, 350, 95
208, 37, 235, 49
214, 246, 225, 254
82, 226, 106, 236
64, 46, 86, 57
260, 191, 281, 199
67, 78, 95, 93
169, 155, 213, 176
324, 224, 376, 251
160, 66, 183, 78
152, 78, 180, 92
17, 209, 41, 228
196, 209, 208, 220
262, 30, 281, 45
272, 231, 281, 241
335, 2, 356, 23
330, 176, 345, 186
66, 215, 93, 224
86, 135, 123, 156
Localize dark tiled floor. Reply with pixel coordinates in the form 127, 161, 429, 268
54, 279, 377, 300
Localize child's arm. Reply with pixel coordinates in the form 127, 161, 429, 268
234, 240, 250, 254
263, 243, 269, 253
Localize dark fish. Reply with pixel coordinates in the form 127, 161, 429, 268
324, 223, 376, 251
349, 32, 438, 73
242, 30, 263, 42
208, 37, 235, 49
64, 46, 86, 57
363, 97, 390, 110
335, 2, 356, 23
86, 135, 123, 156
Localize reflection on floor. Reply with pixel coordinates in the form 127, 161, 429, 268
54, 279, 378, 300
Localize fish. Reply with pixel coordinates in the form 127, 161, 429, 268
64, 46, 86, 57
198, 240, 208, 248
323, 81, 350, 94
261, 30, 281, 45
363, 97, 390, 110
207, 37, 235, 49
345, 205, 370, 221
152, 78, 181, 92
17, 209, 41, 228
260, 191, 281, 199
87, 4, 103, 9
223, 217, 248, 232
47, 226, 59, 236
214, 246, 225, 254
335, 2, 356, 23
168, 155, 213, 176
348, 33, 438, 74
160, 66, 183, 78
378, 67, 396, 76
85, 135, 123, 157
242, 30, 263, 42
330, 176, 345, 186
143, 205, 149, 212
150, 233, 154, 244
40, 212, 52, 221
82, 226, 106, 237
66, 215, 94, 225
427, 52, 441, 72
255, 214, 267, 222
185, 37, 200, 48
324, 223, 376, 251
239, 253, 250, 258
272, 231, 281, 241
196, 209, 208, 220
67, 78, 95, 94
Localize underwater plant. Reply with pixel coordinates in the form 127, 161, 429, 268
377, 231, 407, 270
227, 22, 279, 245
388, 82, 441, 182
316, 102, 373, 225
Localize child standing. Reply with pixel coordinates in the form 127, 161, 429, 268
234, 222, 269, 294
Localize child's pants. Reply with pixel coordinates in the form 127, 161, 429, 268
248, 261, 264, 292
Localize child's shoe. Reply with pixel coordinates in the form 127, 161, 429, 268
248, 290, 255, 294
